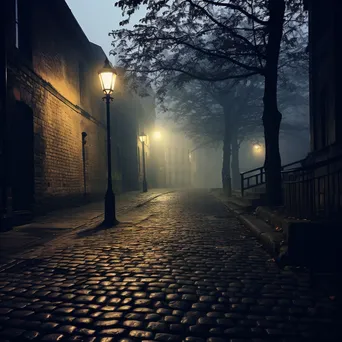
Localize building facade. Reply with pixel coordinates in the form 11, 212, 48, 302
109, 70, 156, 193
163, 131, 192, 188
1, 0, 110, 223
305, 0, 342, 159
282, 0, 342, 220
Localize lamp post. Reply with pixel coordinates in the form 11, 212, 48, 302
0, 0, 12, 231
152, 130, 166, 188
139, 133, 148, 193
98, 58, 118, 226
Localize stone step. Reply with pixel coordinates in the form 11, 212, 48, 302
255, 206, 289, 236
239, 213, 284, 256
233, 188, 265, 196
229, 194, 266, 210
246, 186, 266, 194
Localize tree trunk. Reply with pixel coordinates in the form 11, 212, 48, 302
231, 130, 240, 190
262, 0, 285, 206
222, 107, 232, 196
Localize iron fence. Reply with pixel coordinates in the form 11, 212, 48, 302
282, 158, 342, 220
240, 159, 304, 197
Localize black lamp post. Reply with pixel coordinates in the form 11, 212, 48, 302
139, 132, 148, 193
0, 0, 12, 231
98, 58, 118, 226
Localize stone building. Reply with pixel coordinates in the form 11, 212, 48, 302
2, 0, 109, 223
161, 130, 192, 188
282, 0, 342, 220
305, 0, 341, 158
110, 73, 156, 193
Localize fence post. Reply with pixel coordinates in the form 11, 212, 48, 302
260, 167, 264, 183
240, 174, 244, 197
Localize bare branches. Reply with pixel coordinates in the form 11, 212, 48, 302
201, 0, 269, 25
111, 0, 308, 123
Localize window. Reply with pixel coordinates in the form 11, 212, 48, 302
13, 0, 32, 61
15, 0, 19, 48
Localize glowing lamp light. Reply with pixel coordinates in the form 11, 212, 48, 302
139, 132, 147, 143
98, 58, 117, 95
253, 143, 262, 153
153, 131, 162, 140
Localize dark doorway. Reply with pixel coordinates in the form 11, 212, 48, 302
11, 101, 34, 213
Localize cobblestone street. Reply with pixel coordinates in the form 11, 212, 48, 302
0, 191, 340, 341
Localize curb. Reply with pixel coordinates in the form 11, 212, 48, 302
211, 192, 284, 257
74, 190, 174, 235
238, 214, 283, 256
0, 190, 172, 266
36, 189, 173, 237
135, 190, 175, 208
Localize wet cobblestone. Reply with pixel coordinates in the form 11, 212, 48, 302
0, 191, 341, 341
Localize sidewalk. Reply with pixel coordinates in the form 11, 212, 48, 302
0, 189, 171, 264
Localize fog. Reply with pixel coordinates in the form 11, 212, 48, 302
66, 0, 310, 195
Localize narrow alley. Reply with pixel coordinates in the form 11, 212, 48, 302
0, 191, 340, 341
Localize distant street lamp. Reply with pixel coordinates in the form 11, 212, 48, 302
253, 143, 262, 153
98, 58, 118, 226
153, 131, 162, 140
139, 132, 148, 193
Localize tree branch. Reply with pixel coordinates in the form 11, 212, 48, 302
201, 0, 269, 25
124, 63, 260, 82
186, 0, 265, 60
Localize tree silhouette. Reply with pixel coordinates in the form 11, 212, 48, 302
111, 0, 307, 204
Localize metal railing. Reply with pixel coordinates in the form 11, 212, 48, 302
282, 156, 342, 220
240, 159, 304, 197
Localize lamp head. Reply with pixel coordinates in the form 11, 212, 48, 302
98, 58, 117, 95
139, 132, 147, 143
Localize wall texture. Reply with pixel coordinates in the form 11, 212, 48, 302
6, 0, 107, 214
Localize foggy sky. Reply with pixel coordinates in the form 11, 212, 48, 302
65, 0, 145, 61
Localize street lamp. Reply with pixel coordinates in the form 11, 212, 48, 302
0, 1, 12, 231
98, 58, 118, 226
253, 143, 262, 153
139, 132, 148, 193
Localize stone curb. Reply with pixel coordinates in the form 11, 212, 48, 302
211, 192, 283, 257
0, 190, 172, 266
238, 214, 283, 256
74, 190, 174, 234
135, 190, 175, 208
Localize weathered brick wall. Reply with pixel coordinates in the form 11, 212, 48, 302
6, 0, 108, 213
8, 61, 107, 213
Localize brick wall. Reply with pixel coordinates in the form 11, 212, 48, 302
6, 0, 107, 214
8, 59, 106, 213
